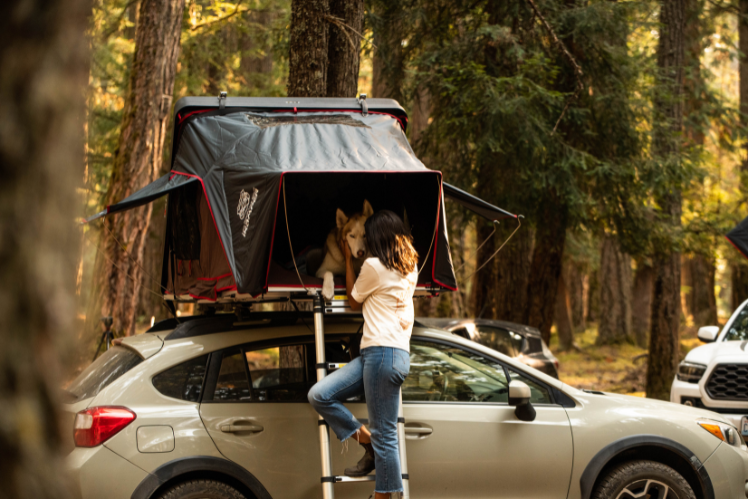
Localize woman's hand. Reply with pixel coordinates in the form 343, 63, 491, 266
339, 236, 352, 262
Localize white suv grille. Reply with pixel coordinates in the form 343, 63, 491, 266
705, 363, 748, 402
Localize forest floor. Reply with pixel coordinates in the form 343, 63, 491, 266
548, 323, 704, 397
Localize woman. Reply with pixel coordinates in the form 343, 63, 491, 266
308, 210, 419, 499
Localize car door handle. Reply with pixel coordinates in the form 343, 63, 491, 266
220, 424, 264, 433
404, 424, 433, 439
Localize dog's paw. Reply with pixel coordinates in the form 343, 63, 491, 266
322, 273, 335, 301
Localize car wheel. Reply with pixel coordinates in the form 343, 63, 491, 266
593, 460, 695, 499
159, 479, 245, 499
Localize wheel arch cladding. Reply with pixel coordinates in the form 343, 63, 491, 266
130, 456, 271, 499
579, 435, 715, 499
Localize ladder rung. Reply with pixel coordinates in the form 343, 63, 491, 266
321, 475, 376, 483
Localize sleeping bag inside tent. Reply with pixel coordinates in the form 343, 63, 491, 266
89, 97, 516, 303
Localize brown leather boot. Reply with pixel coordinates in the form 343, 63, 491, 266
344, 442, 375, 476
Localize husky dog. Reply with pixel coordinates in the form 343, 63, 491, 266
316, 200, 374, 301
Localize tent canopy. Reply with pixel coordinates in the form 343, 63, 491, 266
89, 97, 517, 302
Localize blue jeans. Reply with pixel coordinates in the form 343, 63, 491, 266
308, 346, 410, 494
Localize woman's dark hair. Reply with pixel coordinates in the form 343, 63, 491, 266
364, 210, 419, 276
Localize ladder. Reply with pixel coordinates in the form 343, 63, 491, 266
312, 294, 410, 499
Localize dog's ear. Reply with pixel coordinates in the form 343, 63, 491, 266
362, 199, 374, 218
336, 208, 349, 229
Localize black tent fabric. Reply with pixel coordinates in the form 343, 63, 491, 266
727, 216, 748, 260
88, 98, 517, 299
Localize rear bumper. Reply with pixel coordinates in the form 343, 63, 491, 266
67, 446, 147, 498
701, 442, 748, 499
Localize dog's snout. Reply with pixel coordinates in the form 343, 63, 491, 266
357, 250, 365, 258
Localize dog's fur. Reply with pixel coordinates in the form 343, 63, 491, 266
316, 200, 373, 300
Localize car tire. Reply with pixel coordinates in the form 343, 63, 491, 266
593, 460, 695, 499
159, 479, 245, 499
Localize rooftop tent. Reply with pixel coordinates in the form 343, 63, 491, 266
90, 96, 517, 302
727, 215, 748, 260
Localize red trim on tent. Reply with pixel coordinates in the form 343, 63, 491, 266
726, 235, 748, 260
169, 171, 236, 288
197, 272, 233, 282
178, 109, 212, 124
265, 173, 286, 290
429, 175, 457, 291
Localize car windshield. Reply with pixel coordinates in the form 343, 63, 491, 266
725, 305, 748, 341
66, 346, 143, 400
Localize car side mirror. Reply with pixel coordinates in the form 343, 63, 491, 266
697, 326, 720, 343
508, 380, 536, 422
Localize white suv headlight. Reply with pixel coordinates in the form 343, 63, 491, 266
677, 361, 706, 383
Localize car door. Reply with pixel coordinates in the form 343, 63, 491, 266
402, 337, 573, 498
198, 336, 372, 499
199, 341, 323, 498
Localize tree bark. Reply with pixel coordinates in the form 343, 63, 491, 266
554, 276, 575, 350
732, 263, 748, 309
525, 201, 568, 345
647, 0, 685, 401
288, 0, 329, 97
565, 261, 586, 332
686, 255, 717, 325
587, 265, 600, 323
597, 235, 633, 345
632, 262, 654, 347
98, 0, 185, 337
326, 0, 363, 97
0, 0, 89, 494
370, 2, 405, 102
733, 0, 748, 309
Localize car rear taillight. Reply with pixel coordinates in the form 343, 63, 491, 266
74, 406, 136, 447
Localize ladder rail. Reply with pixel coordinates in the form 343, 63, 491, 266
313, 295, 335, 499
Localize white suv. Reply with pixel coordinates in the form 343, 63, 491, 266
671, 298, 748, 441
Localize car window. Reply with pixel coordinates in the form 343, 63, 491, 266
67, 346, 143, 401
507, 368, 552, 404
152, 355, 208, 402
725, 306, 748, 341
213, 349, 251, 401
471, 326, 524, 357
402, 340, 509, 403
246, 345, 309, 402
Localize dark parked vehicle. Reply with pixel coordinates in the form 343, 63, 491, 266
416, 318, 560, 378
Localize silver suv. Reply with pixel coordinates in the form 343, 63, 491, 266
65, 312, 748, 498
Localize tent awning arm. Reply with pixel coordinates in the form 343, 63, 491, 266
442, 182, 517, 220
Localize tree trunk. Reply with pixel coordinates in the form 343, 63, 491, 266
326, 0, 363, 97
98, 0, 185, 337
688, 255, 717, 325
0, 0, 89, 495
525, 202, 568, 345
288, 0, 329, 97
587, 266, 600, 323
647, 0, 685, 401
494, 225, 532, 324
597, 235, 633, 345
565, 261, 586, 332
632, 262, 654, 348
733, 0, 748, 305
554, 276, 574, 350
370, 2, 405, 102
732, 263, 748, 309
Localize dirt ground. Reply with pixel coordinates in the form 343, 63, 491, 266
548, 324, 704, 397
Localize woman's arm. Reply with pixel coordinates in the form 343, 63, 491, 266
340, 238, 363, 311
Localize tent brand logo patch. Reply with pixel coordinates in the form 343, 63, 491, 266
237, 187, 259, 237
